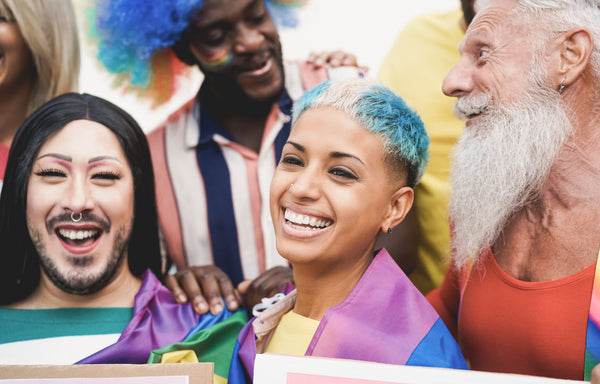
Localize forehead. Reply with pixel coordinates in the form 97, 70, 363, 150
192, 0, 265, 28
291, 108, 382, 151
461, 0, 520, 51
39, 120, 125, 158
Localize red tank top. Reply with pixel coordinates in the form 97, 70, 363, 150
458, 249, 594, 380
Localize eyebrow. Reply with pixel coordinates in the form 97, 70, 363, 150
285, 141, 365, 166
37, 153, 71, 162
36, 153, 121, 164
88, 155, 121, 164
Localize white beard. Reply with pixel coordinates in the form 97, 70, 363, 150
449, 82, 572, 268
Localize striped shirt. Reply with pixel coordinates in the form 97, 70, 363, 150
0, 307, 132, 364
148, 60, 366, 284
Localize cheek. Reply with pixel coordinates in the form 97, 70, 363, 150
119, 187, 135, 222
25, 184, 51, 226
269, 172, 288, 213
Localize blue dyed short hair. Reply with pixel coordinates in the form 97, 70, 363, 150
293, 79, 429, 187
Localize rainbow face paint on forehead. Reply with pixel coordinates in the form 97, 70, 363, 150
190, 45, 232, 72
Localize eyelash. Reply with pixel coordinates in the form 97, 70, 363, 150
281, 155, 303, 166
92, 171, 122, 180
330, 168, 358, 180
281, 156, 358, 180
34, 169, 122, 180
34, 168, 65, 177
247, 12, 266, 26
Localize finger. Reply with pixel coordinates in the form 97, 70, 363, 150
327, 51, 357, 67
216, 273, 239, 311
309, 52, 327, 67
180, 271, 210, 314
163, 274, 188, 303
237, 279, 252, 294
307, 51, 319, 63
341, 54, 358, 67
194, 269, 226, 315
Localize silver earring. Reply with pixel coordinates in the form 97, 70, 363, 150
287, 183, 294, 192
559, 77, 566, 93
71, 211, 82, 223
387, 227, 392, 234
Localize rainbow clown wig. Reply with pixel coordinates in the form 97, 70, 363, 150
92, 0, 307, 106
292, 78, 430, 188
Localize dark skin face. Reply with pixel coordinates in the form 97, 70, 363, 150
177, 0, 285, 116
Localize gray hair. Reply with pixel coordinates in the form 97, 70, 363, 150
476, 0, 600, 88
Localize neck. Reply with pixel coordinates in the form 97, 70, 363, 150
493, 92, 600, 280
10, 265, 142, 309
291, 249, 374, 321
535, 87, 600, 213
198, 80, 278, 152
0, 81, 34, 147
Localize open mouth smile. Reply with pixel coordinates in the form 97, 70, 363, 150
56, 227, 103, 254
239, 57, 272, 77
284, 208, 332, 231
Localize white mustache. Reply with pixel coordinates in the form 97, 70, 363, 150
453, 93, 491, 120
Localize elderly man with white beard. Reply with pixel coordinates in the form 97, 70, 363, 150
426, 0, 600, 381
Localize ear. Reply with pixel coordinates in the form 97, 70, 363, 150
380, 186, 414, 233
554, 27, 593, 88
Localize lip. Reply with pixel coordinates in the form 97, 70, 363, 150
465, 113, 482, 127
55, 224, 103, 255
238, 57, 272, 78
280, 206, 332, 239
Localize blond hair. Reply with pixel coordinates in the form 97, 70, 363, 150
0, 0, 80, 114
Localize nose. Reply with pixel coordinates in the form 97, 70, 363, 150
442, 58, 473, 98
288, 168, 321, 201
233, 24, 264, 54
63, 176, 94, 215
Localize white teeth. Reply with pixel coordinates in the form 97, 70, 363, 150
284, 209, 331, 229
58, 228, 99, 240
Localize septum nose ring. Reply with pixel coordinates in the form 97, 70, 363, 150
71, 211, 82, 223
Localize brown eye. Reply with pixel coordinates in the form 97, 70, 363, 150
329, 167, 358, 180
281, 155, 303, 167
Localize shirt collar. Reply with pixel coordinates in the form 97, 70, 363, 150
195, 88, 293, 147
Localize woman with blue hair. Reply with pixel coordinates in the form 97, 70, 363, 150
228, 78, 468, 383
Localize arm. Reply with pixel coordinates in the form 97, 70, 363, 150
592, 364, 600, 383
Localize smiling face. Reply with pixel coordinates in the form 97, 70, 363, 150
270, 107, 401, 270
187, 0, 284, 103
0, 8, 33, 94
26, 120, 135, 295
442, 0, 536, 127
